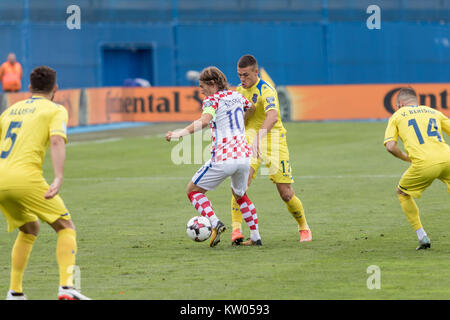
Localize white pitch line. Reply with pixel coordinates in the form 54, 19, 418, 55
68, 138, 123, 147
297, 174, 400, 179
64, 174, 400, 182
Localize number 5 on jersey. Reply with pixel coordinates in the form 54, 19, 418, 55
1, 121, 22, 159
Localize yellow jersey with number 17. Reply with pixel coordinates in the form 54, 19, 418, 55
384, 105, 450, 166
0, 95, 68, 186
236, 78, 286, 136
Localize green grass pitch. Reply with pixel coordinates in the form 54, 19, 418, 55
0, 122, 448, 300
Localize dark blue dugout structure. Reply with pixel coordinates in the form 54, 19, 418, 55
0, 0, 449, 90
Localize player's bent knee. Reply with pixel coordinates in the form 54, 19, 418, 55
186, 181, 196, 195
50, 218, 75, 232
186, 181, 207, 198
278, 190, 293, 202
231, 189, 245, 201
397, 189, 412, 202
19, 221, 40, 236
277, 184, 294, 202
396, 188, 409, 197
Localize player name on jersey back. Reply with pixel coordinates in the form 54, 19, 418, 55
0, 96, 68, 184
385, 105, 450, 165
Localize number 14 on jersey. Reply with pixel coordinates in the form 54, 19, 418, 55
408, 118, 442, 144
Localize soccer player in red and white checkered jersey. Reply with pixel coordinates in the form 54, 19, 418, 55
166, 66, 262, 247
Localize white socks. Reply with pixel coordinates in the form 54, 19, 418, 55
250, 229, 261, 242
416, 228, 427, 241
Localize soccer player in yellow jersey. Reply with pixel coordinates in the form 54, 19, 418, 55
230, 55, 312, 245
0, 66, 90, 300
384, 87, 450, 250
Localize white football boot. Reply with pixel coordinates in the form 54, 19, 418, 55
6, 290, 27, 300
58, 286, 91, 300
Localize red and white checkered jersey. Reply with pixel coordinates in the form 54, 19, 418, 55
202, 90, 252, 162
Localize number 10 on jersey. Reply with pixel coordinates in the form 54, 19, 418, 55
226, 108, 244, 133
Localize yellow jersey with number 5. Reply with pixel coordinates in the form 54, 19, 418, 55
384, 105, 450, 165
0, 95, 68, 186
236, 78, 286, 136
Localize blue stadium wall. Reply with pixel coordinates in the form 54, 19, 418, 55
0, 0, 449, 89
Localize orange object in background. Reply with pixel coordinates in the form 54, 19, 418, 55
2, 84, 449, 127
0, 61, 22, 92
4, 90, 81, 127
287, 83, 450, 121
86, 87, 203, 125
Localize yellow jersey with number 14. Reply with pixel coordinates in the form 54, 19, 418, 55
0, 95, 68, 186
384, 105, 450, 166
236, 78, 286, 136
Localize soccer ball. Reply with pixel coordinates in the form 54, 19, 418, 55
186, 216, 212, 242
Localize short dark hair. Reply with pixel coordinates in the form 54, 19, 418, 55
30, 66, 56, 93
396, 87, 417, 105
238, 54, 258, 69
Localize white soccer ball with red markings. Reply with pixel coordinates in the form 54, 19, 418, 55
186, 216, 212, 242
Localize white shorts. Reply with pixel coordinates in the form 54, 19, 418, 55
192, 158, 250, 197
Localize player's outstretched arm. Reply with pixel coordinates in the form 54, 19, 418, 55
385, 140, 411, 163
45, 135, 66, 199
166, 113, 213, 141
